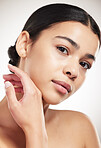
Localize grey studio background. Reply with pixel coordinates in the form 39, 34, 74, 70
0, 0, 101, 141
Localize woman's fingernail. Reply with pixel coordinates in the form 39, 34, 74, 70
8, 64, 13, 67
5, 81, 11, 89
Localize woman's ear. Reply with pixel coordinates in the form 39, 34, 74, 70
16, 31, 30, 58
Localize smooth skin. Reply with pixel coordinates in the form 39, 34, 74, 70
0, 21, 100, 148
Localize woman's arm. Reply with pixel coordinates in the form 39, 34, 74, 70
24, 126, 48, 148
84, 119, 101, 148
78, 113, 101, 148
3, 64, 48, 148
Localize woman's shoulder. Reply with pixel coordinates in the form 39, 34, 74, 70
49, 109, 101, 147
49, 109, 97, 133
49, 108, 91, 123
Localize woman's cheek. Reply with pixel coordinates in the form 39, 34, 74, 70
75, 73, 86, 92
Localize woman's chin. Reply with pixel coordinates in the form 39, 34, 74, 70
42, 93, 69, 105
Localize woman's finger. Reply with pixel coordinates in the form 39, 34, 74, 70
5, 81, 19, 109
3, 74, 20, 81
4, 79, 23, 93
4, 80, 23, 87
14, 87, 24, 94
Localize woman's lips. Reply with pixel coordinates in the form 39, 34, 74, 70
52, 80, 71, 94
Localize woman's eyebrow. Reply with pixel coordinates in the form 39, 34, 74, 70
55, 35, 95, 61
55, 35, 80, 49
84, 54, 95, 61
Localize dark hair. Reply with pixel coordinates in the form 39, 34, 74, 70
8, 3, 101, 66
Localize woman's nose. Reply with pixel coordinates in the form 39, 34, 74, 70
63, 59, 79, 81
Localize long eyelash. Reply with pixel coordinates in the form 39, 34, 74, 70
80, 61, 91, 70
56, 46, 69, 55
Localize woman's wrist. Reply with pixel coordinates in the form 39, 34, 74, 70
24, 126, 48, 148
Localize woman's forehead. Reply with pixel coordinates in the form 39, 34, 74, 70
47, 21, 95, 36
40, 21, 99, 52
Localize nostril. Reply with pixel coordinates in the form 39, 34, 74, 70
71, 76, 76, 81
66, 71, 77, 81
66, 72, 71, 75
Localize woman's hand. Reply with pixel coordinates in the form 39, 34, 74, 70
3, 64, 44, 130
3, 64, 48, 147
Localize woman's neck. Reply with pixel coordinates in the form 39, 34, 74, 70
0, 93, 49, 131
0, 96, 20, 130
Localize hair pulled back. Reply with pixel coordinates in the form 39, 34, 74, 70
8, 3, 101, 66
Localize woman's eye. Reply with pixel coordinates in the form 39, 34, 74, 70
80, 61, 91, 70
57, 46, 69, 55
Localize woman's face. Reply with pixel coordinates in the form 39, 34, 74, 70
22, 21, 99, 105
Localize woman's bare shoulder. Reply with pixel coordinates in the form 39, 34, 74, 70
49, 108, 90, 122
49, 109, 101, 148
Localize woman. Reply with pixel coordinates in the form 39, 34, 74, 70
0, 3, 100, 148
